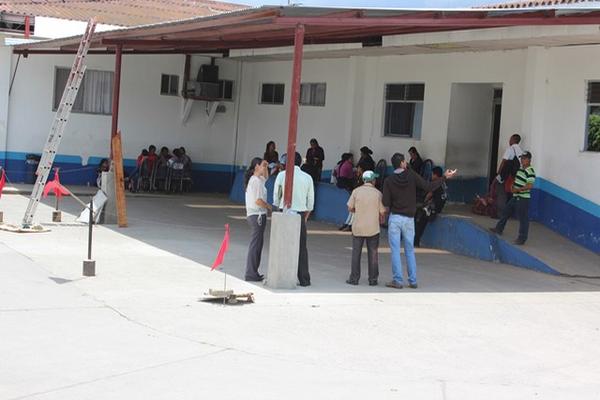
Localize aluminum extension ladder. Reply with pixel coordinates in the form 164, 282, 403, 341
22, 19, 96, 227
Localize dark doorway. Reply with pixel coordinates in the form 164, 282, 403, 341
488, 88, 503, 183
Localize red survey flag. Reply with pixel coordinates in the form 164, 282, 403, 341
0, 168, 5, 199
211, 224, 230, 271
43, 170, 70, 198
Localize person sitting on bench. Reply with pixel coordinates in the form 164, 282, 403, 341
414, 167, 448, 247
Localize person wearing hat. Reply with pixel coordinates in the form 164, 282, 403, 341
358, 146, 375, 172
346, 170, 386, 286
490, 151, 536, 245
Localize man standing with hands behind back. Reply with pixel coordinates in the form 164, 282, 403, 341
346, 170, 386, 286
383, 153, 457, 289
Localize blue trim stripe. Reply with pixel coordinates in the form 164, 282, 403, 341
2, 151, 237, 174
536, 177, 600, 218
192, 163, 238, 173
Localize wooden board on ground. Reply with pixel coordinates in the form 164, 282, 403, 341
111, 131, 128, 227
0, 223, 50, 233
202, 289, 255, 304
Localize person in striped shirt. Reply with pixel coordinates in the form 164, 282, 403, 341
490, 151, 536, 245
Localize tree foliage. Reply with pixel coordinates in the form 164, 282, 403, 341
588, 113, 600, 152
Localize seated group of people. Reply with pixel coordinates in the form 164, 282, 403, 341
263, 139, 326, 185
334, 146, 448, 248
129, 145, 193, 192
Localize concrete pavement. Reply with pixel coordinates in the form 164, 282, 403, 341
1, 193, 600, 399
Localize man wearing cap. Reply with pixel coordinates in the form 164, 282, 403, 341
346, 170, 386, 286
490, 151, 536, 245
383, 153, 457, 289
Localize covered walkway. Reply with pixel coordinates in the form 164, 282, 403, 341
0, 191, 598, 292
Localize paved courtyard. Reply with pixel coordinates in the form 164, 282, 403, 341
1, 193, 600, 399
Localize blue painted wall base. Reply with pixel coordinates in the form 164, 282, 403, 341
420, 216, 559, 275
0, 153, 234, 193
530, 182, 600, 254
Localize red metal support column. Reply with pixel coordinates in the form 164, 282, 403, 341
24, 16, 30, 38
110, 44, 123, 158
283, 24, 305, 209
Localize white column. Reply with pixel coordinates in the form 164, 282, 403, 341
521, 46, 548, 175
0, 45, 12, 162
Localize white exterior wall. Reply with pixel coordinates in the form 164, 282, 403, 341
353, 51, 527, 173
235, 50, 527, 176
7, 53, 240, 166
537, 45, 600, 204
236, 58, 351, 167
4, 42, 600, 204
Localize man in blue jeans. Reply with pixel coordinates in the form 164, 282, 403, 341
383, 153, 457, 289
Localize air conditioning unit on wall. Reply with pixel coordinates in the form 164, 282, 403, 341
186, 81, 220, 98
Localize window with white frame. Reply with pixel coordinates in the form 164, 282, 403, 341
218, 80, 234, 101
160, 74, 179, 96
383, 83, 425, 138
300, 83, 326, 106
53, 67, 113, 115
260, 83, 285, 105
586, 81, 600, 152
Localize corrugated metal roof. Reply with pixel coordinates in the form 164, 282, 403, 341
480, 0, 600, 9
13, 5, 600, 55
0, 0, 247, 26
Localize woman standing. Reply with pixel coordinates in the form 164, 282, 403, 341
408, 146, 424, 175
263, 141, 279, 175
358, 146, 375, 172
244, 158, 272, 282
304, 138, 325, 183
263, 141, 279, 164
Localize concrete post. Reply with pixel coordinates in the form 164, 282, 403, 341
266, 212, 300, 289
100, 170, 117, 224
0, 46, 11, 167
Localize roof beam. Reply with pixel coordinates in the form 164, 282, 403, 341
274, 13, 600, 27
101, 39, 222, 47
14, 49, 228, 55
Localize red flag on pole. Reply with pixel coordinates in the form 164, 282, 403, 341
43, 170, 69, 198
211, 224, 230, 271
0, 168, 5, 199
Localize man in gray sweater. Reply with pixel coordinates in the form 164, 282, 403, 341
383, 153, 457, 289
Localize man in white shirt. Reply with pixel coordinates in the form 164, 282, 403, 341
273, 152, 315, 286
495, 134, 523, 216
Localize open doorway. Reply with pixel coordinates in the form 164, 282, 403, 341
488, 88, 503, 183
445, 83, 503, 202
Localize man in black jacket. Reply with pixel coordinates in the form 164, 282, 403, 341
383, 153, 456, 289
